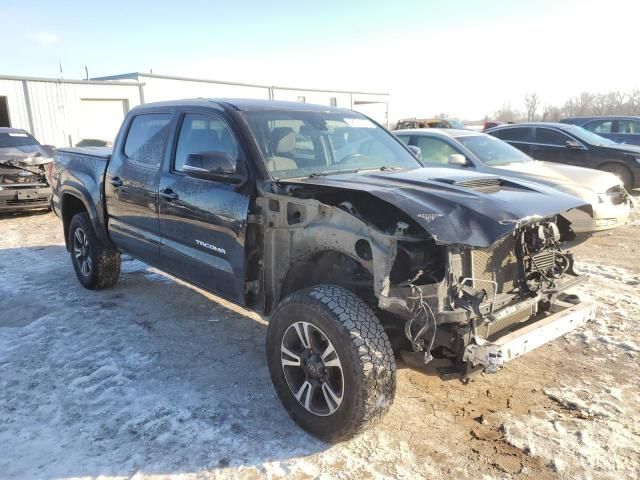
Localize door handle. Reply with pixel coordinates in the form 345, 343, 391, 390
110, 177, 123, 187
159, 189, 179, 201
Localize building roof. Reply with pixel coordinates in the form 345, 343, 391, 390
93, 72, 389, 96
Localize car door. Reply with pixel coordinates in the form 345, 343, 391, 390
158, 110, 251, 304
105, 111, 174, 267
532, 127, 588, 167
487, 126, 533, 155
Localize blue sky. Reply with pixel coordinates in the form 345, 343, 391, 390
3, 0, 639, 119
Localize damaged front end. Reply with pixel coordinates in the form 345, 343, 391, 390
0, 160, 52, 212
256, 170, 596, 379
394, 217, 595, 378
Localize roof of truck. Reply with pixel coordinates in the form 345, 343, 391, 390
133, 98, 349, 113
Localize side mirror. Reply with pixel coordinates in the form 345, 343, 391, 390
565, 140, 582, 149
407, 145, 422, 160
183, 151, 238, 181
448, 154, 468, 166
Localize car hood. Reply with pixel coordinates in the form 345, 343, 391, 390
598, 143, 640, 156
0, 146, 53, 167
282, 167, 588, 248
492, 160, 621, 193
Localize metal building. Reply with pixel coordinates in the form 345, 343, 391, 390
96, 72, 390, 128
0, 72, 389, 148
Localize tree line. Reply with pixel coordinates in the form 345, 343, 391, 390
492, 90, 640, 123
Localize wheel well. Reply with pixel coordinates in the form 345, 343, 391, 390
598, 161, 634, 187
61, 194, 88, 250
280, 250, 375, 307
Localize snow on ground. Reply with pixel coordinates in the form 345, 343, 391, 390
1, 207, 639, 479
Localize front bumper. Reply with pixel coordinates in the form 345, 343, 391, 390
463, 299, 596, 373
0, 185, 52, 212
564, 199, 630, 233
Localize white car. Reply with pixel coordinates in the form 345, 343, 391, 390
394, 129, 631, 235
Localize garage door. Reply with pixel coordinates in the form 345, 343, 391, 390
78, 99, 128, 145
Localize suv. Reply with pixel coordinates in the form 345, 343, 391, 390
560, 116, 640, 146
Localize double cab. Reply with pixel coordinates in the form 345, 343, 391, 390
51, 99, 596, 441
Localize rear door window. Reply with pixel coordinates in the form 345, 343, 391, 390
123, 113, 172, 167
535, 128, 572, 146
616, 120, 640, 134
490, 127, 531, 142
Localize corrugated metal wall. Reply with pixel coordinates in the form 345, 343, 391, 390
0, 77, 142, 147
0, 73, 390, 147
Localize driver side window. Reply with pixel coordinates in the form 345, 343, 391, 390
174, 113, 239, 172
414, 137, 460, 165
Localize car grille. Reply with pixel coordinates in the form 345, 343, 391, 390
5, 198, 49, 205
471, 236, 518, 294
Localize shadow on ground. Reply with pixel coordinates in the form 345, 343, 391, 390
0, 245, 327, 479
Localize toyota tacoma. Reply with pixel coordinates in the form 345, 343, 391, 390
50, 99, 596, 441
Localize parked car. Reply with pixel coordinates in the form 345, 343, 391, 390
394, 129, 631, 235
51, 99, 595, 441
560, 116, 640, 146
0, 128, 53, 212
395, 118, 464, 130
75, 138, 113, 148
485, 122, 640, 190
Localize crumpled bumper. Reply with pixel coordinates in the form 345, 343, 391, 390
0, 185, 52, 212
463, 299, 596, 373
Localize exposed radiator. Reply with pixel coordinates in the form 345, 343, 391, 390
471, 236, 518, 294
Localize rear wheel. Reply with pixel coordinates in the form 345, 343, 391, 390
266, 285, 396, 442
68, 212, 120, 289
601, 163, 633, 190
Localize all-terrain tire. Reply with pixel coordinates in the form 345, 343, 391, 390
266, 285, 396, 442
68, 212, 120, 289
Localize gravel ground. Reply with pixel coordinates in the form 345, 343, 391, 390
0, 203, 639, 480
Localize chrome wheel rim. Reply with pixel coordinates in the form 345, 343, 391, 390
281, 321, 344, 416
73, 227, 93, 277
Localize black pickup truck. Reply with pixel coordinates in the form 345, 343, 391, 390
51, 99, 596, 441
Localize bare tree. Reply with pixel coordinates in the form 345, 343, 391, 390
524, 93, 540, 121
494, 103, 519, 123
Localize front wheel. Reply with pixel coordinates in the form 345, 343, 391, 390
266, 285, 396, 442
68, 212, 121, 289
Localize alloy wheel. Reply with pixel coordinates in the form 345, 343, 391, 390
280, 321, 344, 416
73, 227, 93, 277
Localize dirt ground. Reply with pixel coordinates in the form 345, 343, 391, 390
1, 202, 639, 480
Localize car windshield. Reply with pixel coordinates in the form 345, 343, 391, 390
448, 119, 465, 129
0, 131, 40, 150
241, 110, 422, 179
562, 125, 617, 146
456, 134, 532, 165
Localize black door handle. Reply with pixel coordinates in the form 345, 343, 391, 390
159, 189, 179, 201
110, 177, 123, 187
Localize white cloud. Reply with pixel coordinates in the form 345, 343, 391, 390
30, 31, 59, 47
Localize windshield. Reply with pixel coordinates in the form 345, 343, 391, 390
448, 119, 465, 129
562, 125, 617, 146
242, 110, 422, 179
0, 131, 40, 150
456, 134, 532, 165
